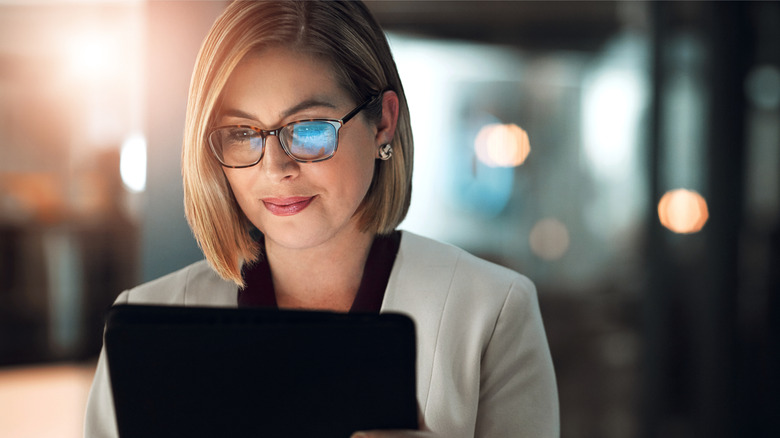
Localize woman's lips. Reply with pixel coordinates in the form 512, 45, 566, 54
262, 196, 315, 216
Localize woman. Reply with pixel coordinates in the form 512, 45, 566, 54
85, 1, 559, 437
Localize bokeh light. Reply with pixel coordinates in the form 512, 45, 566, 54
529, 217, 570, 261
582, 68, 644, 176
474, 123, 531, 167
120, 134, 147, 193
745, 64, 780, 110
657, 189, 709, 234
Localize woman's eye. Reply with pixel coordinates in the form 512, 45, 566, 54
227, 128, 256, 142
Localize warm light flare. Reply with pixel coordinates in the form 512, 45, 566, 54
67, 37, 120, 81
474, 123, 531, 167
658, 189, 709, 234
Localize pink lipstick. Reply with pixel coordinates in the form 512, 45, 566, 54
262, 196, 315, 216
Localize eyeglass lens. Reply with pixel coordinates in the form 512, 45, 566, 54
285, 121, 337, 161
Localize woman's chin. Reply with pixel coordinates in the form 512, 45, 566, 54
261, 225, 329, 251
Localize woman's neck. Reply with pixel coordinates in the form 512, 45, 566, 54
264, 227, 375, 312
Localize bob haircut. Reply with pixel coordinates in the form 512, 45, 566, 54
182, 0, 413, 286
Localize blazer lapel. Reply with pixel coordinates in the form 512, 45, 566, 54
380, 231, 457, 413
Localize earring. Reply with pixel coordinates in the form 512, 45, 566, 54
378, 143, 393, 160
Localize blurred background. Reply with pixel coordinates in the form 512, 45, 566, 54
0, 0, 778, 437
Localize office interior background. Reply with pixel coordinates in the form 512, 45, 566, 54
0, 1, 778, 437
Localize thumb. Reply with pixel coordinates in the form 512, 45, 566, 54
351, 432, 435, 438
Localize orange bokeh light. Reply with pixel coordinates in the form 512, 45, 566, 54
474, 123, 531, 167
657, 189, 709, 234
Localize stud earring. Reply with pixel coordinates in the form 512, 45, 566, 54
378, 143, 393, 160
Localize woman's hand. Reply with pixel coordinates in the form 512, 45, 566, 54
351, 407, 437, 438
351, 431, 438, 438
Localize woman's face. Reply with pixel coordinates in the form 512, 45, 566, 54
216, 47, 379, 252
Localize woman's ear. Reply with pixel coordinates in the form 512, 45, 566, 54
375, 90, 399, 146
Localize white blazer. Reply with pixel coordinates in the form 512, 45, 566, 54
84, 231, 559, 437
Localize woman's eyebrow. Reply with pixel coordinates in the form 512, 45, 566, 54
220, 108, 257, 120
280, 98, 338, 119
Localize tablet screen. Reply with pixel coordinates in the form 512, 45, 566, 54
105, 304, 418, 438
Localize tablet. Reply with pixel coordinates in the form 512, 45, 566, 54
104, 304, 418, 438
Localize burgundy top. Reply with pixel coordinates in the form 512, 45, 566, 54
237, 231, 401, 313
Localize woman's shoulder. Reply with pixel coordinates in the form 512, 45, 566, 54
398, 230, 534, 291
393, 230, 538, 321
115, 260, 237, 307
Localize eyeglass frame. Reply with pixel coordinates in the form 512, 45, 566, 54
207, 93, 381, 168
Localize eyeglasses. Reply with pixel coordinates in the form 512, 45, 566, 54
208, 94, 378, 168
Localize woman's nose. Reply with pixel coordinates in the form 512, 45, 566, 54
260, 135, 300, 181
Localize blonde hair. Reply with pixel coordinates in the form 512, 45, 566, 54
182, 0, 413, 286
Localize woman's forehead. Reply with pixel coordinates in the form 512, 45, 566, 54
216, 48, 352, 124
229, 48, 346, 98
